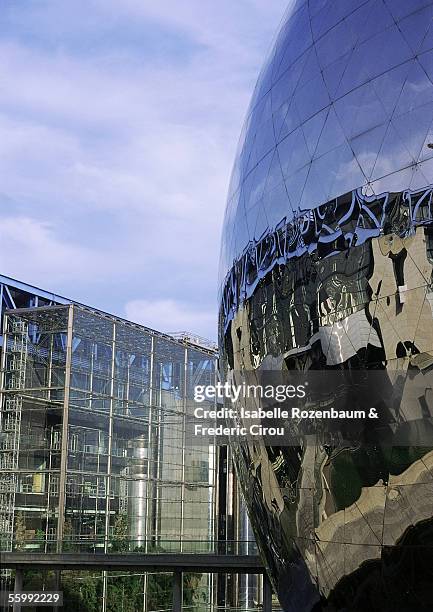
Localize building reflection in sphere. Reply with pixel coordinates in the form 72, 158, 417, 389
218, 1, 433, 610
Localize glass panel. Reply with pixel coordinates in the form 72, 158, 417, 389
1, 303, 217, 563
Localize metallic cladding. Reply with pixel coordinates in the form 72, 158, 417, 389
219, 1, 433, 610
219, 0, 433, 284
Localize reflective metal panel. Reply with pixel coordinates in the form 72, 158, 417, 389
219, 1, 433, 610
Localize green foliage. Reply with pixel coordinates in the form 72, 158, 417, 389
62, 571, 102, 612
110, 513, 129, 553
14, 512, 26, 550
16, 568, 205, 612
35, 529, 45, 540
183, 573, 203, 607
106, 573, 143, 612
62, 518, 74, 552
12, 512, 206, 612
147, 573, 172, 611
22, 569, 45, 590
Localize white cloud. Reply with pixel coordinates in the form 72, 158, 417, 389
0, 216, 106, 289
125, 298, 217, 339
0, 0, 287, 339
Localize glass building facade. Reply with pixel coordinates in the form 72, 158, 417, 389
0, 304, 217, 611
219, 1, 433, 610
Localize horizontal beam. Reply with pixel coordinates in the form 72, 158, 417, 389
0, 275, 70, 305
0, 553, 264, 574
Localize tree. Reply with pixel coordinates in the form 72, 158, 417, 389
147, 573, 172, 611
62, 571, 102, 612
105, 573, 143, 612
184, 573, 205, 609
14, 511, 26, 551
110, 513, 128, 552
62, 518, 73, 551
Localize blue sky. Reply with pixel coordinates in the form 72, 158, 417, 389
0, 0, 287, 340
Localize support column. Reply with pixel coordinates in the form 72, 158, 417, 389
57, 305, 74, 553
53, 570, 61, 610
172, 571, 182, 612
53, 570, 60, 590
263, 573, 272, 612
13, 569, 23, 612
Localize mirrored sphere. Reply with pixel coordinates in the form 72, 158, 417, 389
219, 1, 433, 610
